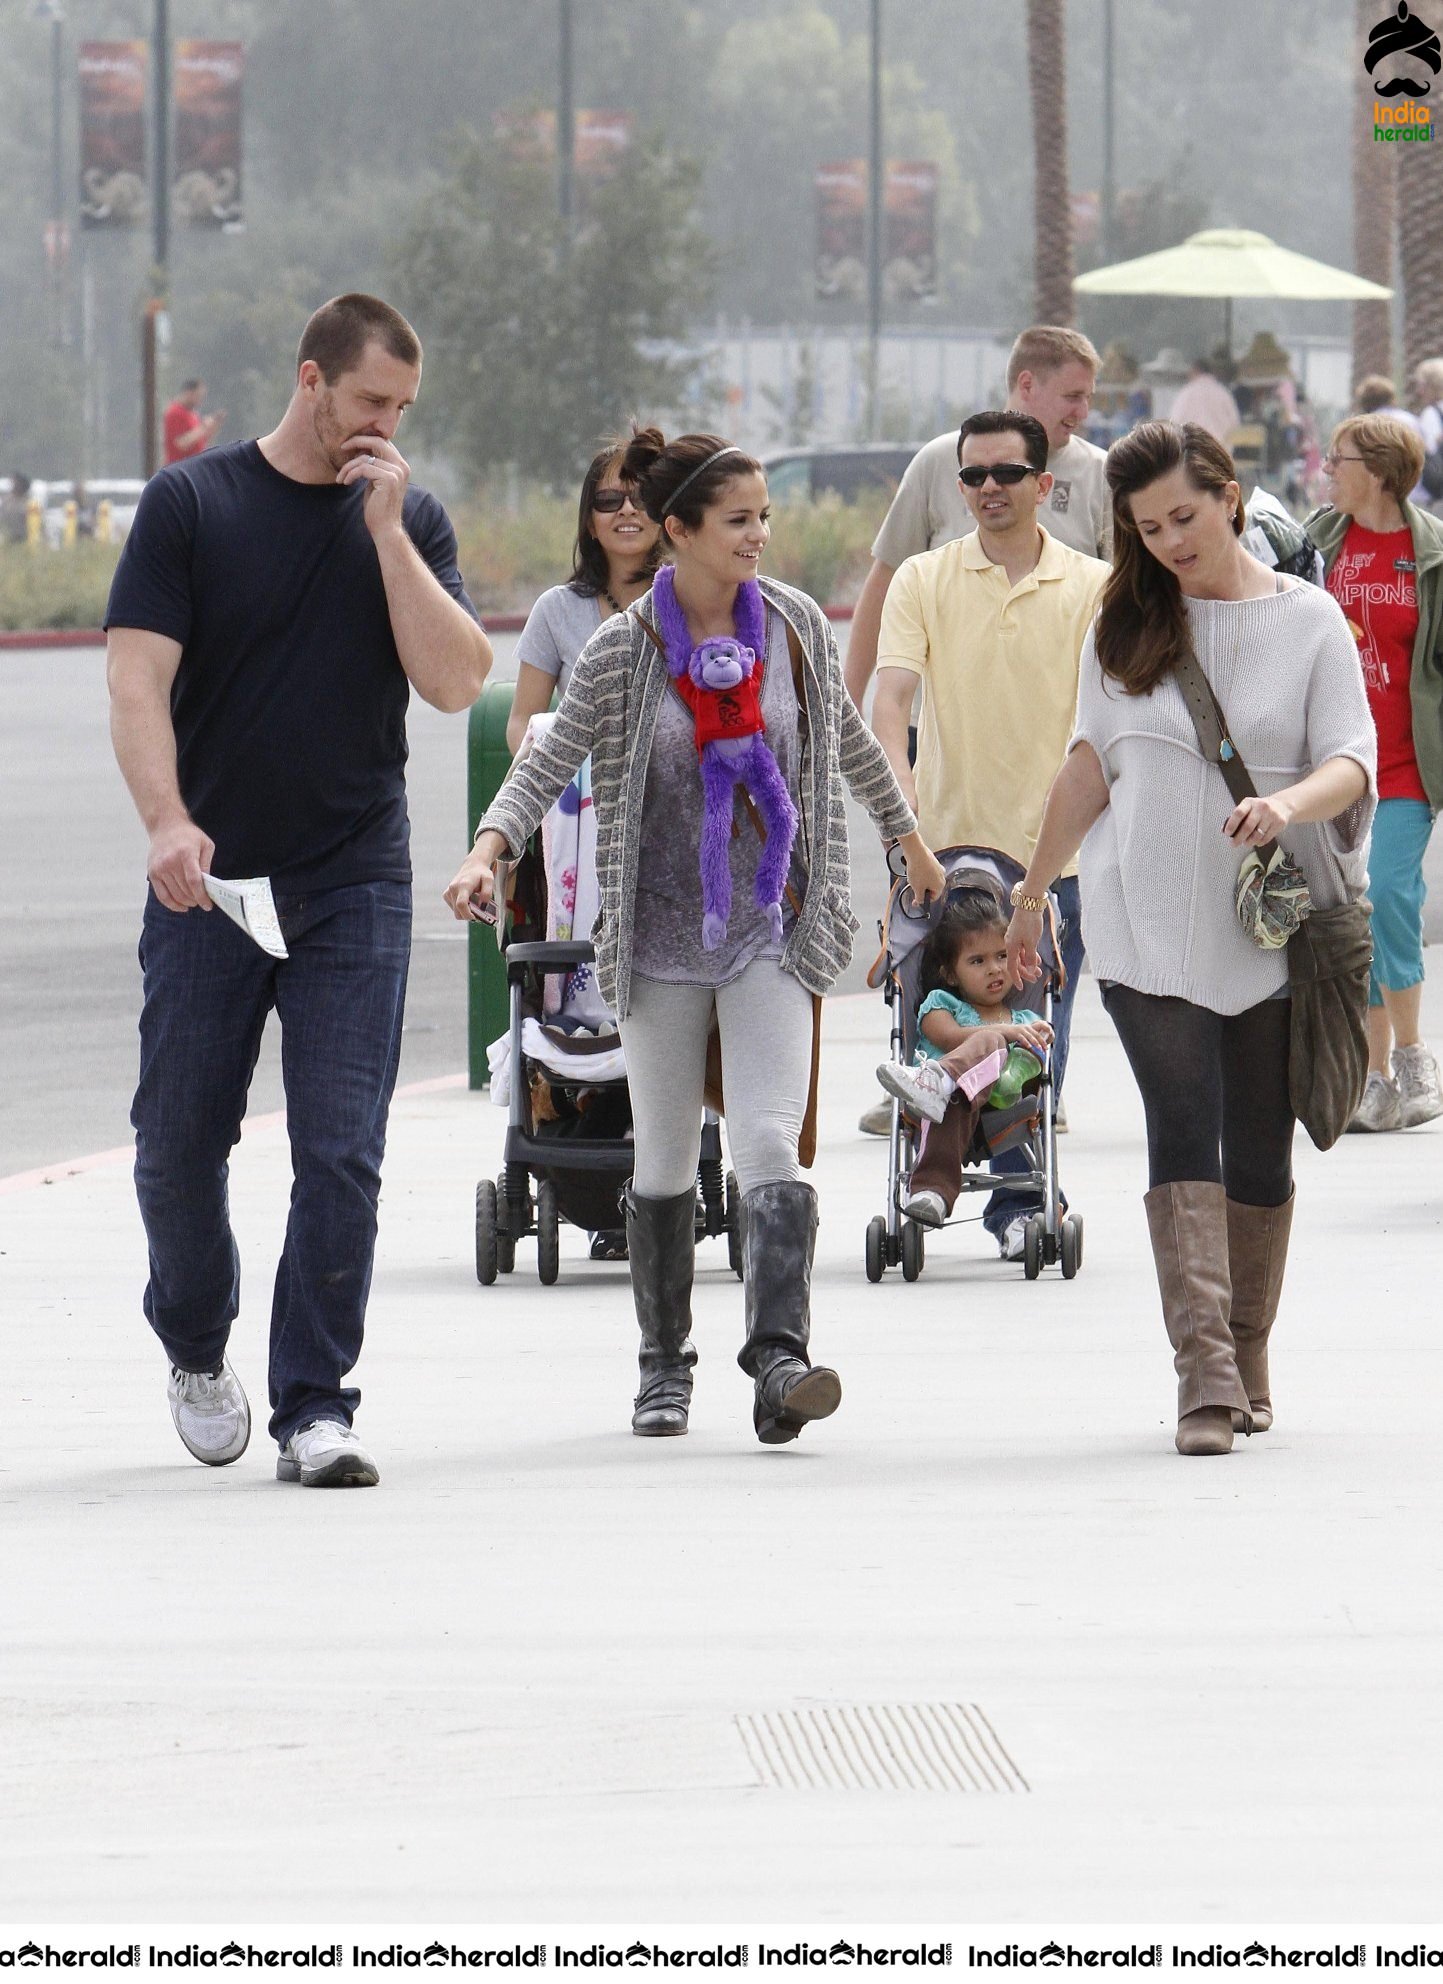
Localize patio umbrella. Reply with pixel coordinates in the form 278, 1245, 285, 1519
1073, 227, 1392, 356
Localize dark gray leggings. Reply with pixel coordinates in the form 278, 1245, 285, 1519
1100, 984, 1295, 1207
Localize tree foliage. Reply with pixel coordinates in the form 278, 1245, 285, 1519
391, 131, 715, 488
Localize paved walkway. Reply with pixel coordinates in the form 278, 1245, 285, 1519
3, 978, 1441, 1923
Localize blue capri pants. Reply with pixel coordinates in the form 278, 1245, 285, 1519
1367, 797, 1436, 1005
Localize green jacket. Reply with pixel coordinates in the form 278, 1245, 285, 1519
1306, 499, 1443, 809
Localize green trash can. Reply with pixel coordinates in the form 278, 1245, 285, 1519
466, 681, 516, 1088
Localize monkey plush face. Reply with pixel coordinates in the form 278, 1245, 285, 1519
689, 637, 755, 692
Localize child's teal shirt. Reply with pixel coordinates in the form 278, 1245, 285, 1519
915, 989, 1042, 1062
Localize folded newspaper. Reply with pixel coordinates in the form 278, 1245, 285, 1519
202, 874, 288, 959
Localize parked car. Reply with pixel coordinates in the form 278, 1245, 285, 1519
761, 444, 919, 504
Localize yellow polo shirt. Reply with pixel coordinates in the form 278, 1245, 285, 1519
876, 526, 1108, 873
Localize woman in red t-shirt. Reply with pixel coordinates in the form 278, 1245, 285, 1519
1314, 414, 1443, 1130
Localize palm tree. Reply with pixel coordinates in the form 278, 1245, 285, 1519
1027, 0, 1074, 325
1399, 0, 1443, 378
1353, 0, 1396, 387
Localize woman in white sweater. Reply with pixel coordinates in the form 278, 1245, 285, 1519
1007, 422, 1375, 1457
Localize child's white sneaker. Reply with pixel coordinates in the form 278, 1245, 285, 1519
876, 1058, 953, 1125
902, 1188, 948, 1228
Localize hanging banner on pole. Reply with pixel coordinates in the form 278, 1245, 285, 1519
885, 161, 938, 302
815, 160, 867, 302
174, 40, 245, 230
78, 40, 148, 229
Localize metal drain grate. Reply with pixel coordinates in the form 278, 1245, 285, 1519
736, 1702, 1028, 1793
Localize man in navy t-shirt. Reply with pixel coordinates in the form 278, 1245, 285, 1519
106, 291, 492, 1488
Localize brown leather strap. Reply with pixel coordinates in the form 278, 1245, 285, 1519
1172, 647, 1276, 862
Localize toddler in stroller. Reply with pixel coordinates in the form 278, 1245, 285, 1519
864, 847, 1083, 1282
878, 887, 1054, 1228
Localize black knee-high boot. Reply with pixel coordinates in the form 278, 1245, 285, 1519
736, 1180, 841, 1445
625, 1184, 698, 1437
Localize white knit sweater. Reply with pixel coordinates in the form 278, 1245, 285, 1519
1070, 581, 1377, 1015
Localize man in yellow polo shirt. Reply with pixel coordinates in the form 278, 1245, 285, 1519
871, 409, 1108, 1259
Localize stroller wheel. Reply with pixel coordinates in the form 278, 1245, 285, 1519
475, 1179, 499, 1286
537, 1179, 560, 1285
1023, 1213, 1045, 1282
1060, 1214, 1083, 1281
864, 1214, 886, 1284
725, 1171, 744, 1280
497, 1232, 516, 1275
901, 1216, 925, 1283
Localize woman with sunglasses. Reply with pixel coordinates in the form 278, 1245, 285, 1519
1307, 414, 1443, 1132
446, 429, 944, 1445
505, 441, 664, 755
1007, 422, 1373, 1456
504, 442, 664, 1260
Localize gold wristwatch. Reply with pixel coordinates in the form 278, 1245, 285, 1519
1010, 881, 1046, 914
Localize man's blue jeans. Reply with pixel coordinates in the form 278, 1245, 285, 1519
132, 880, 411, 1445
983, 874, 1084, 1241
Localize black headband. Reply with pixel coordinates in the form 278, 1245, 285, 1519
660, 445, 746, 518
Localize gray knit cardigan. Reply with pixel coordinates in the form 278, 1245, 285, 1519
477, 574, 917, 1018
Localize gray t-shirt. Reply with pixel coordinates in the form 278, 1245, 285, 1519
516, 584, 606, 693
872, 429, 1112, 566
633, 608, 802, 987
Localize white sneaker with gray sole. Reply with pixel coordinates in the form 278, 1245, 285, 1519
902, 1187, 948, 1228
1393, 1042, 1443, 1127
168, 1359, 251, 1467
1348, 1071, 1403, 1133
875, 1058, 954, 1125
276, 1420, 380, 1488
998, 1216, 1029, 1262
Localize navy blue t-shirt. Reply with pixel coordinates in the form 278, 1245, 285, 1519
104, 440, 479, 892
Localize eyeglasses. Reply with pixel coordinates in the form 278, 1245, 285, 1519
1322, 453, 1366, 470
592, 487, 638, 513
958, 462, 1038, 489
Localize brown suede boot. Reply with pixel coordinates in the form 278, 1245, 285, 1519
1143, 1181, 1252, 1456
1226, 1191, 1294, 1434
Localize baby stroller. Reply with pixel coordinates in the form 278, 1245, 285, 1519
474, 740, 740, 1287
863, 844, 1082, 1284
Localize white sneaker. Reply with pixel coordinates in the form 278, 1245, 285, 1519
858, 1099, 893, 1137
1348, 1071, 1403, 1133
876, 1058, 954, 1125
276, 1420, 380, 1488
1054, 1097, 1069, 1134
1393, 1042, 1443, 1127
998, 1216, 1028, 1262
902, 1187, 948, 1228
168, 1359, 251, 1467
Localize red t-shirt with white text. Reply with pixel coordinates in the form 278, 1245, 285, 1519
1326, 521, 1425, 801
163, 400, 204, 466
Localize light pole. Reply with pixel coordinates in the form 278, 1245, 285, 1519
558, 0, 575, 240
1101, 0, 1116, 260
30, 0, 67, 343
141, 0, 172, 476
866, 0, 883, 440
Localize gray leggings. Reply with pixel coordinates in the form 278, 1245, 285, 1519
619, 958, 814, 1198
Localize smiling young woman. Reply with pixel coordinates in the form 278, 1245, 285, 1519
446, 429, 944, 1447
1005, 421, 1376, 1457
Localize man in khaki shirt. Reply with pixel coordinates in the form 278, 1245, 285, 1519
871, 409, 1107, 1258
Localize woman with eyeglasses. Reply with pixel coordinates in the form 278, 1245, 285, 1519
1308, 415, 1443, 1133
1007, 422, 1374, 1456
446, 429, 944, 1445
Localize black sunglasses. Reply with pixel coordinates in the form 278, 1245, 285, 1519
592, 487, 638, 513
958, 462, 1039, 488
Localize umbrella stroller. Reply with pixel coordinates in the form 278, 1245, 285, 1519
475, 746, 739, 1287
864, 844, 1082, 1284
